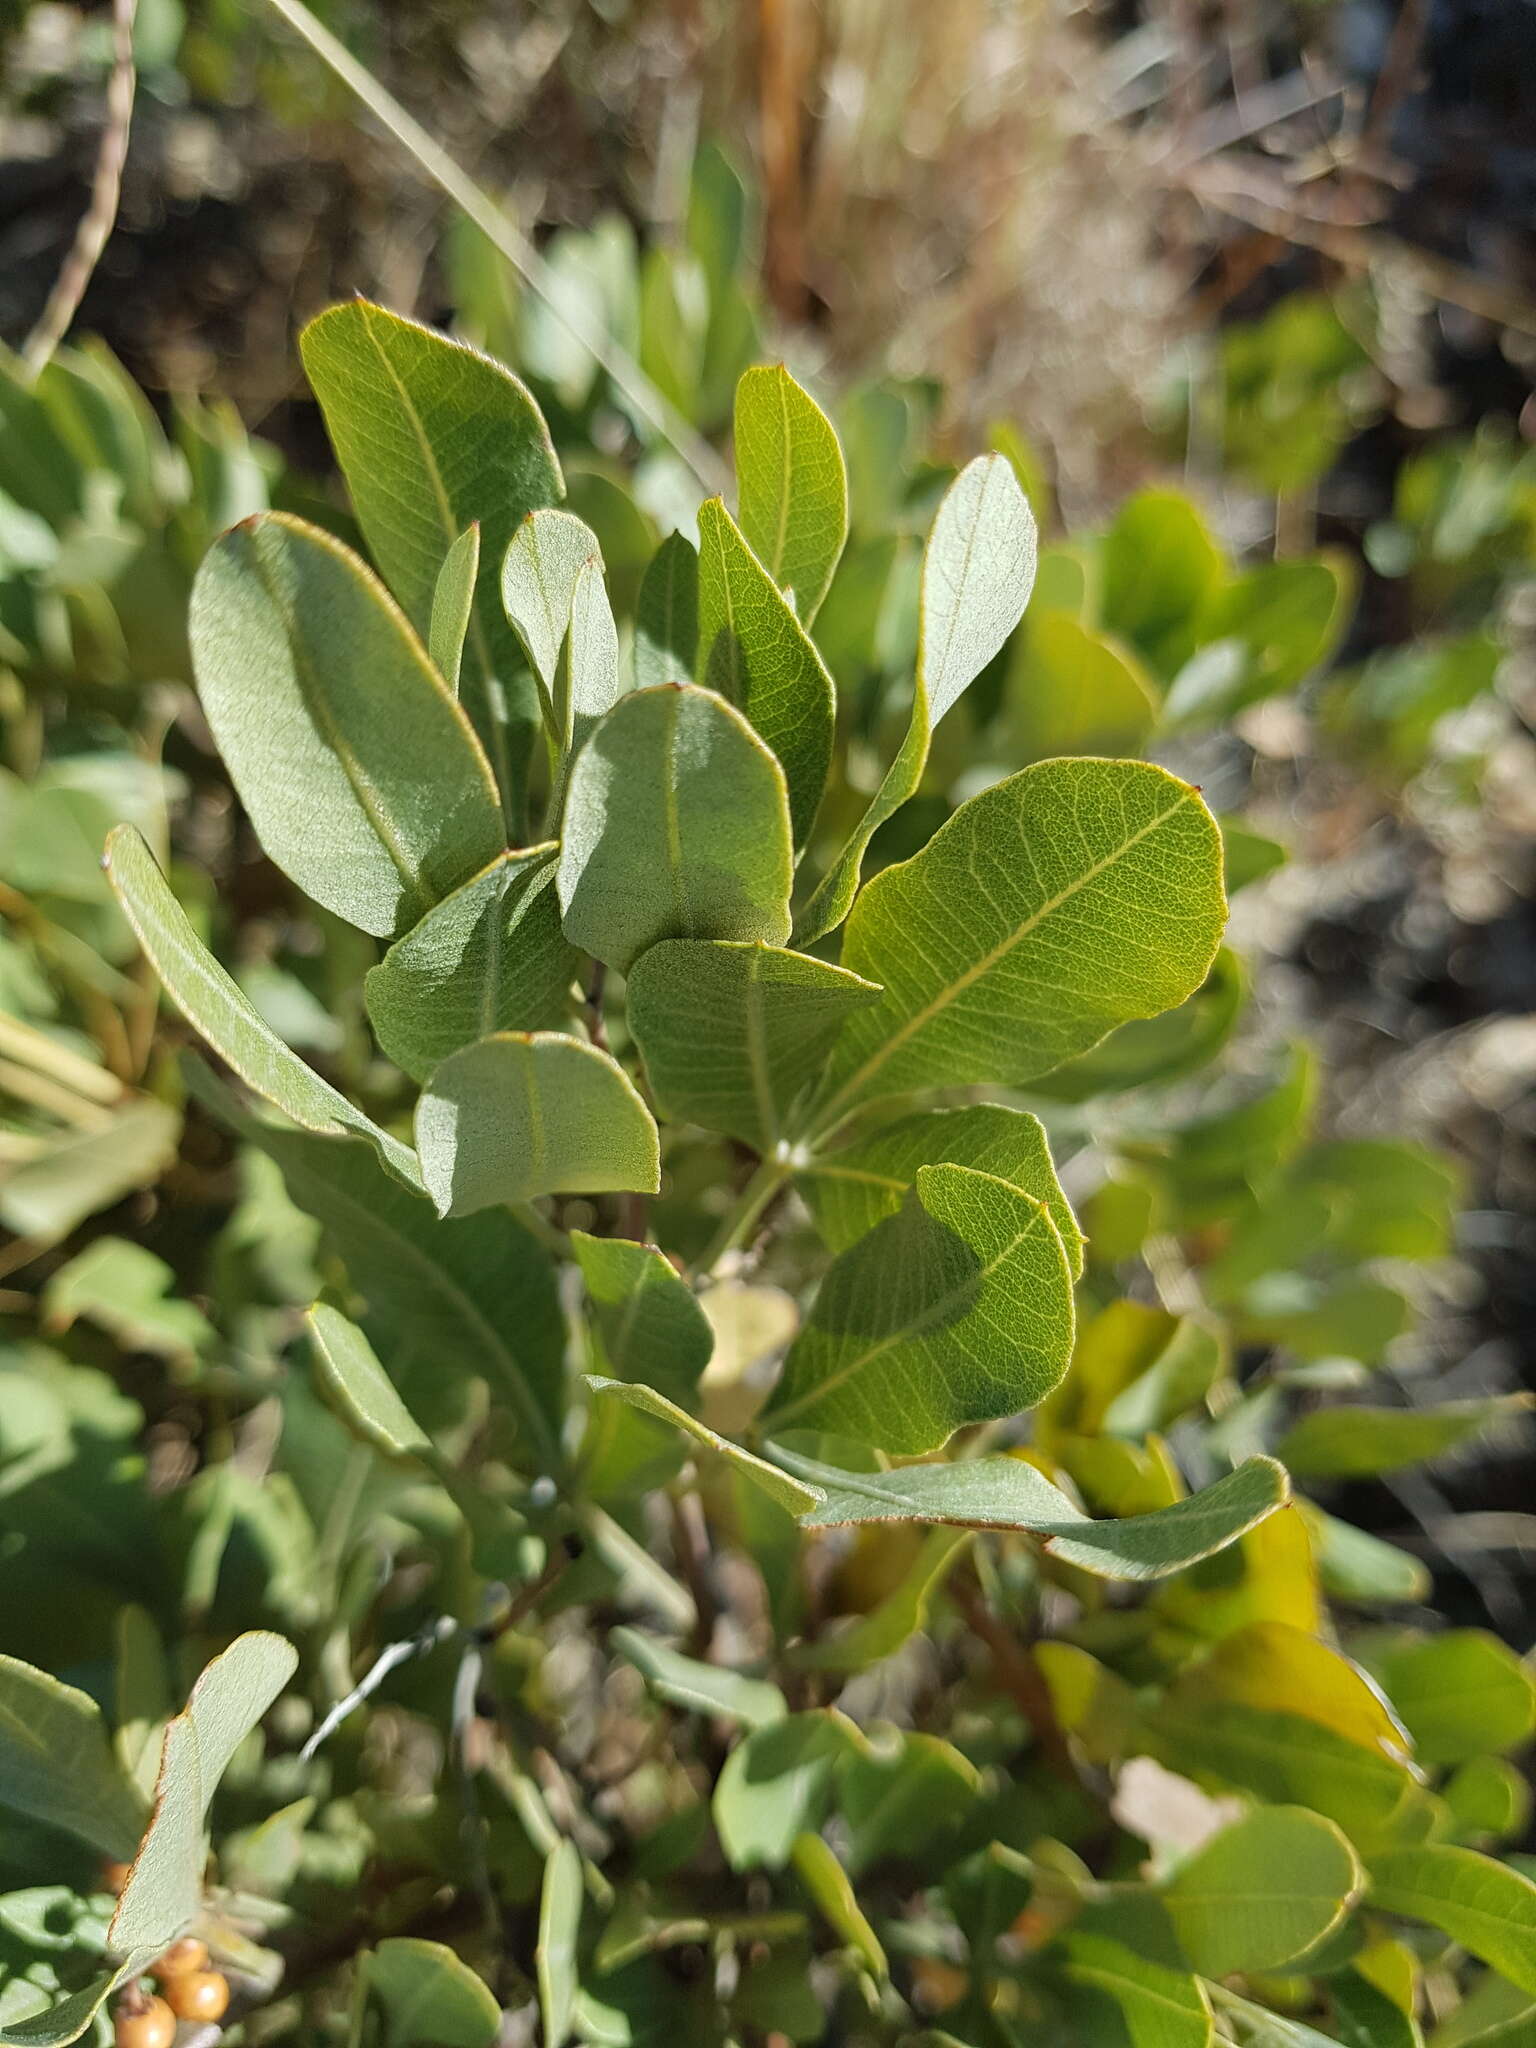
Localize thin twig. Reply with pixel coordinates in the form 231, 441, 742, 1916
23, 0, 139, 377
299, 1614, 459, 1760
1180, 156, 1536, 337
951, 1572, 1076, 1781
258, 0, 731, 497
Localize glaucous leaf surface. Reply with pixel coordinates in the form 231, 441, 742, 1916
416, 1031, 660, 1215
110, 1634, 296, 1958
362, 1939, 501, 2048
306, 1302, 431, 1461
429, 523, 480, 691
364, 847, 577, 1083
610, 1628, 785, 1728
584, 1378, 822, 1514
782, 1448, 1287, 1577
1276, 1398, 1532, 1479
105, 826, 422, 1187
799, 1104, 1083, 1276
696, 497, 836, 843
627, 939, 880, 1153
189, 513, 505, 938
733, 364, 847, 623
557, 557, 622, 767
713, 1714, 856, 1872
0, 1656, 144, 1858
537, 1837, 582, 2048
300, 301, 563, 814
557, 683, 793, 972
572, 1232, 714, 1404
810, 758, 1226, 1124
223, 1115, 566, 1469
499, 509, 603, 712
795, 451, 1037, 943
761, 1164, 1075, 1453
633, 531, 699, 690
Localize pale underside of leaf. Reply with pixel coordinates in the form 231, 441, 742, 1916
777, 1449, 1289, 1578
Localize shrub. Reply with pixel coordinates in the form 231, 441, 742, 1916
0, 302, 1530, 2048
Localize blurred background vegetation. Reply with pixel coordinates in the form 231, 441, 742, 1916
0, 0, 1533, 1656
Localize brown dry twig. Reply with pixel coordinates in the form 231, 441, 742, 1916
23, 0, 139, 377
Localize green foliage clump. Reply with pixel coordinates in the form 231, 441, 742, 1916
0, 275, 1530, 2048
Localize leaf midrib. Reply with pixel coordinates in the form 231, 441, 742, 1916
767, 1196, 1052, 1429
815, 786, 1193, 1127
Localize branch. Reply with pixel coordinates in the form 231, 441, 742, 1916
23, 0, 139, 377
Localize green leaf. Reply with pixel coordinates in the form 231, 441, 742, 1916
838, 1730, 979, 1875
306, 1301, 431, 1461
538, 1837, 583, 2048
1162, 1806, 1362, 1976
733, 364, 848, 623
809, 759, 1226, 1124
1149, 1703, 1412, 1846
633, 531, 699, 690
799, 1104, 1083, 1278
0, 1962, 146, 2048
499, 508, 603, 715
610, 1627, 785, 1728
794, 452, 1037, 943
429, 523, 480, 692
106, 825, 422, 1189
1163, 556, 1354, 728
190, 513, 505, 938
1375, 1633, 1536, 1767
784, 1448, 1287, 1576
584, 1378, 822, 1515
0, 1097, 182, 1249
556, 683, 793, 974
110, 1633, 297, 1958
696, 497, 836, 843
0, 1653, 145, 1858
1030, 947, 1247, 1105
181, 1629, 298, 1807
209, 1110, 565, 1469
1099, 488, 1224, 673
791, 1832, 887, 1977
41, 1236, 212, 1362
714, 1713, 856, 1872
300, 300, 564, 817
1276, 1399, 1533, 1481
416, 1031, 660, 1215
572, 1232, 714, 1405
1368, 1846, 1536, 1997
1303, 1507, 1431, 1608
1445, 1757, 1531, 1847
1329, 1970, 1420, 2048
794, 1529, 971, 1673
1008, 612, 1157, 764
1162, 1622, 1414, 1770
761, 1164, 1075, 1453
1058, 1931, 1213, 2048
363, 1938, 501, 2048
364, 847, 578, 1084
627, 940, 881, 1153
557, 557, 622, 765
